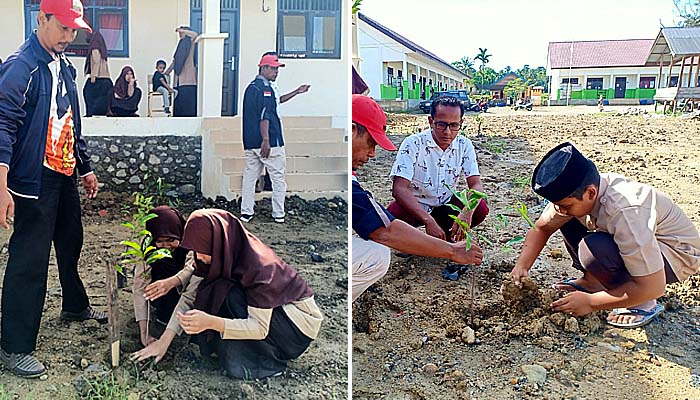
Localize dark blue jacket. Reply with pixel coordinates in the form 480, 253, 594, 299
0, 33, 92, 198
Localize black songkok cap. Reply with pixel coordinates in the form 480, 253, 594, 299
531, 142, 596, 202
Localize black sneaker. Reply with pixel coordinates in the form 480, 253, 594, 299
60, 306, 108, 324
0, 349, 46, 378
240, 214, 254, 223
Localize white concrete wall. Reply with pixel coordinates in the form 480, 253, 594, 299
237, 0, 349, 129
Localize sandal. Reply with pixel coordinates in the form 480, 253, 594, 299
552, 277, 592, 293
607, 303, 664, 328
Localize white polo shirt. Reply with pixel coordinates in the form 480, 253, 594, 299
390, 129, 480, 212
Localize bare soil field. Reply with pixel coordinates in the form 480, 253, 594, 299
0, 194, 348, 399
353, 110, 700, 400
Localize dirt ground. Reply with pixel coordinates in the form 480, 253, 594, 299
353, 108, 700, 400
0, 194, 348, 399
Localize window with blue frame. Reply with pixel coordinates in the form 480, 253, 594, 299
24, 0, 129, 58
277, 0, 342, 59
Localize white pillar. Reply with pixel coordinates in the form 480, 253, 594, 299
197, 0, 229, 117
636, 73, 641, 89
416, 64, 421, 93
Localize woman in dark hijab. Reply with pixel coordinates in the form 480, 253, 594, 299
132, 209, 323, 379
83, 32, 113, 116
132, 206, 190, 346
164, 26, 199, 116
110, 65, 142, 117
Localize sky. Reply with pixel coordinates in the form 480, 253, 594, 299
359, 0, 681, 71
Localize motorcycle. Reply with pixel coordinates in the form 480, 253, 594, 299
468, 101, 489, 113
513, 100, 533, 111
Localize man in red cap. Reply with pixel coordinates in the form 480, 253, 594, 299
0, 0, 104, 378
351, 94, 483, 301
239, 53, 294, 223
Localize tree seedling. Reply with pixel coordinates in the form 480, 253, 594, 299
109, 193, 172, 367
444, 184, 488, 324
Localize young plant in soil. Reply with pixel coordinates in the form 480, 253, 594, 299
445, 185, 488, 324
111, 193, 172, 367
445, 184, 540, 324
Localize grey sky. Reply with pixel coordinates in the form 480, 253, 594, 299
359, 0, 680, 70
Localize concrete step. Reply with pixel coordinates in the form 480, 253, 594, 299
215, 142, 347, 158
229, 172, 347, 192
209, 128, 346, 144
222, 156, 347, 174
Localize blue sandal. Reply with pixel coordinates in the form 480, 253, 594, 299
607, 303, 664, 328
552, 277, 592, 293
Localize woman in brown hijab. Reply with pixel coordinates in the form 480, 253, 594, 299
132, 209, 322, 379
132, 206, 190, 346
83, 32, 113, 116
110, 65, 142, 117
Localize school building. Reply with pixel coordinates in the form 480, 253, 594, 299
0, 0, 348, 200
356, 12, 469, 109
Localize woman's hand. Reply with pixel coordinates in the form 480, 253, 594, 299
130, 337, 170, 363
144, 276, 179, 301
177, 310, 224, 335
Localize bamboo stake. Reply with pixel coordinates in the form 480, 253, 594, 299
107, 263, 120, 367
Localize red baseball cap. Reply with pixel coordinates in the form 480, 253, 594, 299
352, 94, 396, 151
258, 54, 285, 68
40, 0, 92, 33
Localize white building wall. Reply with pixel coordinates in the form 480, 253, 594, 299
358, 19, 406, 99
237, 0, 349, 128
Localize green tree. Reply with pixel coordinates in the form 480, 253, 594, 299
503, 78, 528, 102
352, 0, 362, 14
675, 0, 700, 26
452, 56, 476, 76
475, 48, 492, 93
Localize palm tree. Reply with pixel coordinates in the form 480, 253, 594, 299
475, 48, 492, 92
451, 56, 475, 76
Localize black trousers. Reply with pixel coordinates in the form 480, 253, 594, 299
560, 218, 679, 289
1, 168, 90, 353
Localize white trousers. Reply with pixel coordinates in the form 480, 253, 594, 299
352, 237, 391, 302
155, 86, 177, 109
241, 147, 286, 218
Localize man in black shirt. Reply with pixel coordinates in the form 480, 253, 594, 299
240, 54, 286, 223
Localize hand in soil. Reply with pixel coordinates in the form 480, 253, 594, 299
510, 265, 530, 287
144, 276, 179, 300
451, 241, 482, 265
551, 291, 594, 317
131, 337, 170, 363
425, 218, 446, 240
